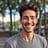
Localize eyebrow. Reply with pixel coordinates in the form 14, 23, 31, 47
23, 16, 35, 17
30, 16, 35, 17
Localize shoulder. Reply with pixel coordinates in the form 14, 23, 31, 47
4, 33, 20, 48
5, 33, 20, 45
34, 33, 47, 45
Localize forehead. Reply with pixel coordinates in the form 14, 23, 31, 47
22, 10, 36, 17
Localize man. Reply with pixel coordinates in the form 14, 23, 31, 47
4, 3, 48, 48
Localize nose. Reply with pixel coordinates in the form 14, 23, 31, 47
27, 18, 32, 24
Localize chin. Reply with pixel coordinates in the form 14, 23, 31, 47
25, 29, 33, 33
23, 26, 34, 33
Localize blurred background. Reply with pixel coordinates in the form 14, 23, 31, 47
0, 0, 48, 48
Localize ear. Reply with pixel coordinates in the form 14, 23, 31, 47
20, 18, 22, 24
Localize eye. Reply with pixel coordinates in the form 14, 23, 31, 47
31, 17, 34, 20
31, 16, 36, 20
23, 16, 28, 19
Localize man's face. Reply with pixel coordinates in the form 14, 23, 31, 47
20, 10, 38, 33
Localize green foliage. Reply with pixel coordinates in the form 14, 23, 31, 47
47, 19, 48, 24
15, 20, 21, 27
6, 20, 21, 28
36, 19, 39, 26
12, 20, 21, 28
42, 19, 45, 25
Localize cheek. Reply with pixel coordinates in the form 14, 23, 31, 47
22, 20, 27, 23
34, 20, 37, 24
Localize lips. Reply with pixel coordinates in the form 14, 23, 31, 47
25, 25, 32, 29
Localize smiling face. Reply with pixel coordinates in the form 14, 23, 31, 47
20, 10, 38, 33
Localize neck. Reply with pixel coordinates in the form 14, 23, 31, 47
20, 31, 34, 42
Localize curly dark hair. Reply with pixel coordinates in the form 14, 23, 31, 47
19, 3, 38, 19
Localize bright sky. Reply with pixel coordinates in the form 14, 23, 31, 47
0, 11, 20, 22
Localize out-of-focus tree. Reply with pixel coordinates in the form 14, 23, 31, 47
0, 0, 6, 30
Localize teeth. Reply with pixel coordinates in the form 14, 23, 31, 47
26, 25, 31, 27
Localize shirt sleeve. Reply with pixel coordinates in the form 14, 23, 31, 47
43, 37, 48, 48
3, 42, 11, 48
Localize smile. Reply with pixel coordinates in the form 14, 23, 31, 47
26, 25, 32, 28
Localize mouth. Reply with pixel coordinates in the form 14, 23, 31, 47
25, 23, 34, 27
26, 25, 32, 27
25, 23, 35, 29
25, 25, 32, 29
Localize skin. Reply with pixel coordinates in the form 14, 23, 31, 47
20, 10, 38, 42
